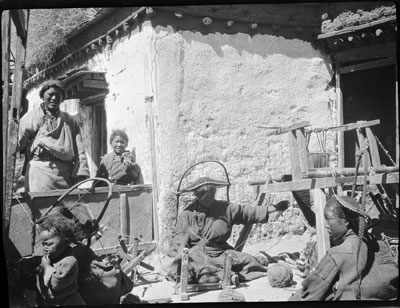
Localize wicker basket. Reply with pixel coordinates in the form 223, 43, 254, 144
308, 152, 330, 168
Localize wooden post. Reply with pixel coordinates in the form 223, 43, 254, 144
396, 65, 399, 166
221, 252, 232, 289
2, 11, 11, 244
296, 127, 309, 175
365, 127, 381, 167
313, 188, 330, 261
3, 10, 29, 241
289, 130, 301, 180
336, 63, 345, 168
180, 248, 189, 301
356, 128, 371, 168
119, 193, 129, 243
146, 96, 160, 249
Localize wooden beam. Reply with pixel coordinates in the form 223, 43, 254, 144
340, 58, 396, 74
83, 79, 108, 89
2, 11, 11, 244
10, 10, 27, 38
265, 121, 310, 136
334, 42, 396, 63
304, 166, 398, 178
158, 5, 320, 28
313, 189, 330, 261
12, 184, 152, 199
257, 173, 399, 194
329, 119, 380, 132
292, 190, 316, 227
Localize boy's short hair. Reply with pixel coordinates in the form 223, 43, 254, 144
109, 129, 129, 144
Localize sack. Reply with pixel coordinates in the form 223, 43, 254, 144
72, 244, 134, 305
360, 239, 398, 300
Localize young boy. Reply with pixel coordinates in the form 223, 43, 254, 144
35, 213, 86, 306
96, 130, 144, 185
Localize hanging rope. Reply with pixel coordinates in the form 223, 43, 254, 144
373, 133, 396, 166
305, 128, 329, 154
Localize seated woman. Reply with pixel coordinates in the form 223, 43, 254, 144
96, 130, 144, 185
167, 177, 289, 283
289, 195, 398, 301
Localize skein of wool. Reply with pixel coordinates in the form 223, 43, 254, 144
267, 263, 293, 288
218, 288, 246, 302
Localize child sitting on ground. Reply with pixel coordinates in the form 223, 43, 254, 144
35, 212, 86, 306
17, 205, 135, 306
96, 130, 144, 186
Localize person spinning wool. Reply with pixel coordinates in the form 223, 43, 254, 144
18, 80, 89, 192
289, 195, 398, 301
167, 177, 289, 283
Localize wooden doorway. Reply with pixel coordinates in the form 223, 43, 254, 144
92, 101, 107, 168
341, 64, 397, 167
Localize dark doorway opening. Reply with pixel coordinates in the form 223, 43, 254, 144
341, 65, 396, 167
93, 102, 107, 167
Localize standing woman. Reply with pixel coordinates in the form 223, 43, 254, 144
18, 80, 89, 192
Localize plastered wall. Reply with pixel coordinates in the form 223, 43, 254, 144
26, 21, 336, 248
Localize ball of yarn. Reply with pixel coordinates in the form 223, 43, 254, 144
218, 288, 246, 302
267, 263, 293, 288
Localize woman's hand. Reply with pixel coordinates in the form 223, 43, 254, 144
268, 200, 290, 213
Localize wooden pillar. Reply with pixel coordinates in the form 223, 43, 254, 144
289, 130, 301, 180
4, 10, 29, 241
365, 127, 381, 167
297, 127, 309, 174
336, 63, 345, 168
313, 188, 330, 261
146, 96, 160, 248
2, 11, 11, 244
396, 65, 399, 165
356, 128, 371, 168
119, 193, 129, 243
180, 248, 189, 301
222, 252, 232, 289
289, 126, 309, 181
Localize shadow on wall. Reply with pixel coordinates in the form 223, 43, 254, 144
180, 31, 322, 60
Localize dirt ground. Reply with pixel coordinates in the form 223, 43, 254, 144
130, 231, 312, 303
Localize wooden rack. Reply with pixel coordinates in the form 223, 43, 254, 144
247, 119, 398, 260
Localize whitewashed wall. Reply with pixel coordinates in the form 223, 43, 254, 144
148, 27, 336, 247
26, 20, 336, 247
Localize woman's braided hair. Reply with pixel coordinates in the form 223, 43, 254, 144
333, 195, 371, 299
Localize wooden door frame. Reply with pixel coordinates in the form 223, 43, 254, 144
335, 57, 398, 168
